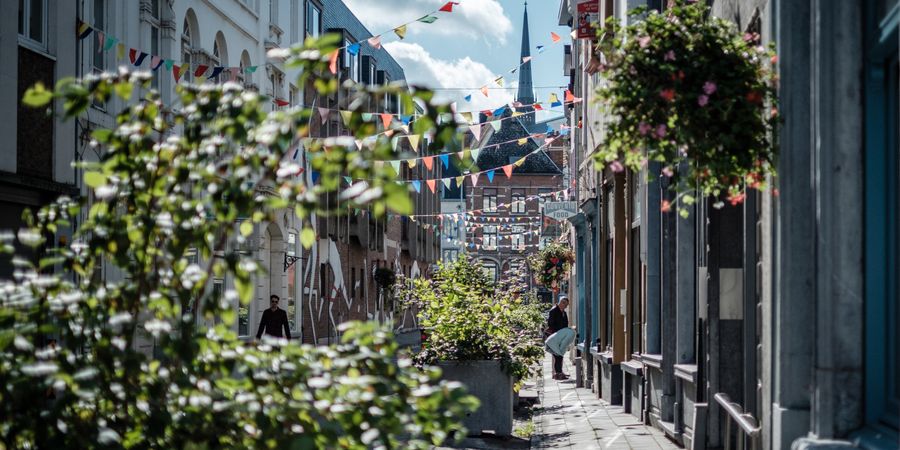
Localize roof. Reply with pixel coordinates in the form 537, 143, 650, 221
475, 111, 562, 175
322, 0, 406, 81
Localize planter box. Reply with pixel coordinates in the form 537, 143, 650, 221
437, 360, 513, 437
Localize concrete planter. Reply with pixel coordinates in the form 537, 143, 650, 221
436, 360, 513, 437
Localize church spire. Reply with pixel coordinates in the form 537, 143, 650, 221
516, 1, 535, 127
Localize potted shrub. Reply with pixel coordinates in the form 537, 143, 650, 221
402, 259, 543, 437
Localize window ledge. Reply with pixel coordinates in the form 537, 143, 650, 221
674, 364, 698, 384
18, 39, 55, 61
622, 359, 643, 376
640, 353, 663, 369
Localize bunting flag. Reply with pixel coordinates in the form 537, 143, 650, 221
407, 134, 421, 150
362, 112, 373, 122
481, 86, 489, 97
311, 171, 320, 184
464, 94, 472, 102
442, 178, 453, 189
116, 43, 126, 59
194, 65, 209, 77
394, 25, 408, 39
533, 103, 543, 111
165, 59, 174, 71
486, 170, 495, 183
471, 148, 482, 161
407, 159, 417, 169
150, 56, 163, 70
423, 156, 434, 170
502, 164, 514, 178
77, 20, 93, 39
134, 51, 149, 67
95, 30, 105, 49
328, 50, 339, 75
460, 111, 474, 124
493, 106, 506, 117
470, 173, 480, 187
518, 138, 528, 145
347, 42, 361, 55
494, 76, 504, 87
275, 99, 291, 107
244, 65, 258, 73
390, 161, 401, 174
469, 124, 481, 140
565, 89, 576, 102
549, 93, 560, 105
104, 36, 117, 51
439, 1, 458, 12
426, 179, 437, 193
318, 107, 330, 124
412, 180, 421, 193
368, 35, 382, 49
418, 15, 438, 23
490, 120, 502, 132
522, 56, 533, 63
208, 66, 224, 79
536, 45, 545, 53
340, 110, 353, 126
173, 64, 187, 83
512, 111, 524, 117
456, 175, 465, 187
128, 48, 137, 64
380, 113, 393, 128
439, 154, 450, 169
551, 32, 562, 43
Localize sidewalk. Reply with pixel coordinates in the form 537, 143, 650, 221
532, 354, 681, 450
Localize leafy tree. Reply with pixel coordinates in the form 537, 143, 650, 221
1, 35, 476, 449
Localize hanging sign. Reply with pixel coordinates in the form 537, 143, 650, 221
576, 0, 601, 39
544, 201, 577, 220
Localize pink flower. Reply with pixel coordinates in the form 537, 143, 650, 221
660, 200, 672, 212
703, 81, 717, 95
638, 36, 651, 48
664, 50, 676, 61
610, 161, 624, 172
698, 94, 709, 107
661, 166, 674, 177
655, 124, 668, 139
638, 121, 652, 136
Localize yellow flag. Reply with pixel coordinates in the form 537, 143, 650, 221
394, 25, 407, 39
518, 138, 527, 145
461, 112, 473, 124
512, 111, 524, 117
514, 157, 526, 167
407, 159, 417, 169
494, 77, 504, 87
456, 175, 465, 186
549, 93, 560, 104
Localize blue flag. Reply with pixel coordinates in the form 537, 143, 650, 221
439, 154, 449, 169
464, 94, 472, 102
347, 42, 361, 55
311, 171, 320, 184
486, 170, 495, 183
412, 180, 421, 193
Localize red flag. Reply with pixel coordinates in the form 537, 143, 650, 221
275, 99, 290, 107
533, 103, 543, 111
565, 90, 576, 102
502, 164, 514, 178
173, 65, 183, 83
439, 2, 458, 12
128, 48, 138, 64
194, 65, 209, 77
380, 113, 393, 129
426, 179, 437, 193
551, 32, 562, 43
328, 50, 339, 75
423, 156, 434, 170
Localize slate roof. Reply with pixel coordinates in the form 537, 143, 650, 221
322, 0, 405, 81
475, 110, 562, 175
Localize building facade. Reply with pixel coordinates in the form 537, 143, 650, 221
2, 0, 436, 347
559, 0, 899, 449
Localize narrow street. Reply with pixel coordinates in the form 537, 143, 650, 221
533, 355, 679, 450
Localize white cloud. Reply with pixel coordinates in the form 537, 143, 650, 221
384, 42, 515, 116
344, 0, 514, 45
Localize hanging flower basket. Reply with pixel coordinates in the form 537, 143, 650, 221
528, 243, 575, 290
594, 0, 778, 215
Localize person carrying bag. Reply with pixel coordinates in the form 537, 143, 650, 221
545, 296, 574, 380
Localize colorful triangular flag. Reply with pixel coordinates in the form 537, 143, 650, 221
318, 107, 330, 124
464, 94, 472, 102
423, 156, 434, 170
412, 180, 421, 193
390, 161, 401, 174
502, 164, 514, 178
340, 110, 353, 126
394, 25, 407, 39
439, 1, 458, 12
381, 113, 393, 128
442, 178, 453, 189
208, 66, 224, 79
407, 159, 417, 169
426, 179, 437, 193
551, 32, 562, 43
418, 15, 438, 24
523, 56, 533, 63
490, 120, 502, 132
347, 42, 361, 55
486, 170, 495, 183
471, 173, 480, 187
368, 35, 382, 49
439, 154, 450, 169
469, 124, 482, 140
481, 86, 489, 97
408, 134, 421, 150
328, 50, 339, 74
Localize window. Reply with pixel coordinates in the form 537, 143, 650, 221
92, 0, 106, 72
150, 4, 161, 89
443, 249, 459, 262
212, 40, 223, 84
18, 0, 48, 49
305, 1, 322, 38
483, 226, 497, 250
511, 189, 526, 214
510, 226, 525, 251
481, 260, 498, 282
287, 231, 297, 332
483, 189, 497, 213
181, 18, 194, 83
269, 0, 278, 24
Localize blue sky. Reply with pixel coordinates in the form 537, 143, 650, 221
343, 0, 571, 119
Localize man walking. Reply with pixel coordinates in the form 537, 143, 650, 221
547, 296, 569, 380
256, 294, 291, 341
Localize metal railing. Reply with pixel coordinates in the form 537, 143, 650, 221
714, 393, 761, 450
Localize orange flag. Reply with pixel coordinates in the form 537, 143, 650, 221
502, 164, 514, 178
380, 113, 393, 128
565, 90, 576, 102
551, 32, 562, 43
481, 86, 489, 97
426, 179, 437, 193
423, 156, 434, 170
329, 50, 339, 74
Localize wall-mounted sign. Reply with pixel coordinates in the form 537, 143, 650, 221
544, 201, 578, 220
576, 0, 601, 39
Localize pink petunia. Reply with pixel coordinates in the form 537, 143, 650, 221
638, 121, 652, 136
698, 95, 709, 107
610, 161, 624, 172
703, 81, 717, 95
655, 124, 668, 139
638, 36, 651, 48
664, 50, 676, 61
661, 166, 674, 177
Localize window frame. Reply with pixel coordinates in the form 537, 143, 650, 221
482, 225, 498, 251
483, 188, 498, 214
18, 0, 49, 52
305, 0, 322, 38
511, 188, 527, 214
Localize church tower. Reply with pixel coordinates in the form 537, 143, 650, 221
516, 1, 536, 128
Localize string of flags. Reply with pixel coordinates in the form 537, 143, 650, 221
407, 188, 570, 218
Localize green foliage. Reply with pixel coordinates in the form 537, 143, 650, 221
0, 34, 476, 449
403, 259, 544, 388
528, 242, 575, 290
594, 0, 778, 212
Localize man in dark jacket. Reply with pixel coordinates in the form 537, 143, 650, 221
547, 296, 570, 380
256, 294, 291, 341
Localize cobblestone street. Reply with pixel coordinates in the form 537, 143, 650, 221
533, 355, 681, 450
